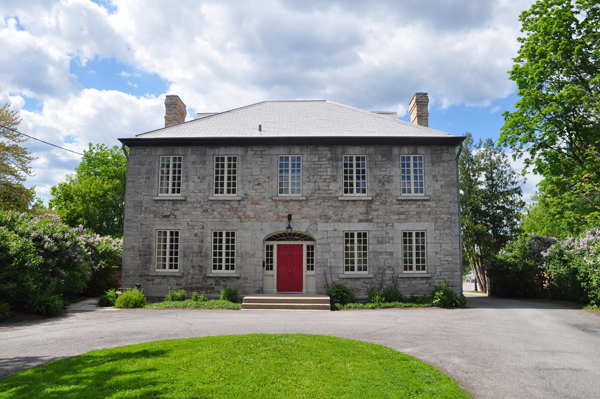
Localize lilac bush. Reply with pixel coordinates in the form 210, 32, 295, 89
0, 211, 122, 312
489, 230, 600, 306
542, 228, 600, 306
487, 234, 556, 298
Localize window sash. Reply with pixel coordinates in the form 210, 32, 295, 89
278, 155, 302, 196
214, 156, 238, 195
344, 231, 368, 273
403, 231, 427, 273
212, 231, 236, 272
159, 156, 182, 195
306, 244, 315, 271
156, 230, 179, 271
265, 244, 274, 271
401, 155, 424, 195
343, 155, 367, 195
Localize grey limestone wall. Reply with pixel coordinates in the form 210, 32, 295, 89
122, 144, 462, 299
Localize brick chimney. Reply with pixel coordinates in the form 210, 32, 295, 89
164, 95, 186, 127
408, 92, 429, 127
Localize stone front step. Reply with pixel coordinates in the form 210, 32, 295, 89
241, 294, 331, 310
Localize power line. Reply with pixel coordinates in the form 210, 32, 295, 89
0, 124, 84, 156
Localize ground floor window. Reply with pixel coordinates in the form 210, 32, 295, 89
402, 231, 427, 272
213, 231, 236, 272
344, 231, 368, 273
306, 244, 315, 271
156, 230, 179, 271
265, 244, 274, 271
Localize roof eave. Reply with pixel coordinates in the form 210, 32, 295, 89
119, 136, 466, 147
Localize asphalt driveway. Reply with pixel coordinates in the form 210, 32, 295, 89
1, 295, 600, 399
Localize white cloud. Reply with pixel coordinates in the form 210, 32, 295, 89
0, 0, 539, 203
17, 89, 163, 201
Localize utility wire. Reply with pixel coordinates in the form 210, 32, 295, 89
0, 124, 84, 156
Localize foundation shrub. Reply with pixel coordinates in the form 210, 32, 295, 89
115, 288, 146, 308
166, 287, 187, 301
367, 286, 384, 304
191, 292, 207, 302
220, 286, 238, 303
431, 282, 466, 308
383, 286, 405, 302
326, 284, 356, 305
97, 288, 117, 307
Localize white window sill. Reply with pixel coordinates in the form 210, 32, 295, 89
153, 196, 186, 201
397, 196, 430, 201
272, 196, 307, 201
399, 273, 431, 278
151, 272, 183, 276
338, 196, 373, 201
339, 274, 373, 279
209, 196, 242, 201
207, 273, 241, 278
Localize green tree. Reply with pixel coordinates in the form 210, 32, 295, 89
0, 103, 37, 211
500, 0, 600, 228
460, 133, 525, 293
50, 143, 127, 237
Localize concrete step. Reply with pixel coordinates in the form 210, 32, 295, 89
241, 294, 331, 310
243, 295, 330, 304
241, 303, 331, 310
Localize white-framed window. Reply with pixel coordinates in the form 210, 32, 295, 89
265, 244, 274, 271
306, 244, 315, 271
343, 155, 367, 195
156, 230, 179, 271
278, 155, 302, 196
214, 156, 237, 196
212, 231, 236, 272
402, 231, 427, 273
400, 155, 424, 195
344, 231, 368, 273
159, 156, 182, 195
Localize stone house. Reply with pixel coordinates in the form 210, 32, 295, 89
118, 93, 465, 300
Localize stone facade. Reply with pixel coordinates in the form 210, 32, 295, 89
121, 142, 462, 300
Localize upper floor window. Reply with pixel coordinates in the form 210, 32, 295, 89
278, 155, 302, 196
212, 231, 236, 272
343, 155, 367, 195
401, 155, 424, 195
214, 156, 237, 196
159, 156, 182, 195
156, 230, 179, 271
402, 231, 427, 273
344, 231, 368, 273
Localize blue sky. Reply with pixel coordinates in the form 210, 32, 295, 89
0, 0, 539, 203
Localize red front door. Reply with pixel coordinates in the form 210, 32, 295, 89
277, 244, 303, 292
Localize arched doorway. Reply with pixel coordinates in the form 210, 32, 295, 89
263, 231, 316, 294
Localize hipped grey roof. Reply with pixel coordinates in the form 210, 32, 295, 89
134, 100, 453, 139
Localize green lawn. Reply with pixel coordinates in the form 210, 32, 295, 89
0, 334, 471, 398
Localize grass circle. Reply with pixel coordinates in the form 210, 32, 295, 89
0, 334, 470, 398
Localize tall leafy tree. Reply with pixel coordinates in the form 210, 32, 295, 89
500, 0, 600, 228
0, 103, 37, 212
460, 134, 525, 293
50, 143, 127, 237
